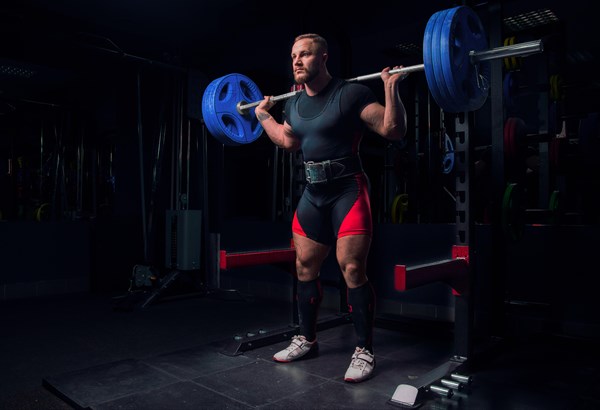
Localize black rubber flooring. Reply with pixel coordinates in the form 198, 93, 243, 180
2, 291, 600, 409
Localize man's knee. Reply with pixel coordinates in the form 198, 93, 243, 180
340, 260, 367, 288
296, 259, 320, 281
340, 259, 360, 274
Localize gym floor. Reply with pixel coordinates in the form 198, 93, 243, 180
1, 291, 599, 409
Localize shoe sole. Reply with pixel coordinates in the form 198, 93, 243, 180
344, 362, 375, 383
344, 375, 371, 383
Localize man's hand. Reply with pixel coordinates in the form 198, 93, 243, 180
381, 66, 409, 87
255, 96, 276, 123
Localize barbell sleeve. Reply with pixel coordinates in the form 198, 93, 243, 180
470, 39, 543, 63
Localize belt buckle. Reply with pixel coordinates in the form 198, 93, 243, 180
305, 160, 330, 184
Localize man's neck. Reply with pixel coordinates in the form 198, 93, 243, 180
305, 72, 332, 96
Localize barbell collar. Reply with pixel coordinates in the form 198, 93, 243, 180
470, 39, 544, 64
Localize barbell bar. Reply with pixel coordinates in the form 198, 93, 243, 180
236, 39, 542, 114
201, 5, 545, 146
233, 64, 426, 115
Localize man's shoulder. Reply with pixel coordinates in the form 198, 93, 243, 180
339, 78, 370, 89
340, 79, 376, 98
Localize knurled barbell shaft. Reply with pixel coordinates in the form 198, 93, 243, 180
236, 39, 543, 114
345, 64, 425, 83
236, 66, 422, 113
236, 90, 301, 114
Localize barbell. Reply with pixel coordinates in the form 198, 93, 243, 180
201, 5, 544, 146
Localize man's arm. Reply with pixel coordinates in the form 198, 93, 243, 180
255, 96, 301, 151
360, 67, 408, 141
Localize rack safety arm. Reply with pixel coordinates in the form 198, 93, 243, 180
394, 246, 469, 295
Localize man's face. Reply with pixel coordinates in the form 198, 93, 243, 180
291, 39, 324, 84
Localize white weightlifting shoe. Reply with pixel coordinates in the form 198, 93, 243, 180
273, 335, 318, 363
344, 347, 375, 382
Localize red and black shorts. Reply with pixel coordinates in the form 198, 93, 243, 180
292, 173, 372, 245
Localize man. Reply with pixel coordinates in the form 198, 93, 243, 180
255, 33, 408, 383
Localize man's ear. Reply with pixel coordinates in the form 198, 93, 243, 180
322, 52, 328, 63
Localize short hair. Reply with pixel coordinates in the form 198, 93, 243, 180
294, 33, 328, 53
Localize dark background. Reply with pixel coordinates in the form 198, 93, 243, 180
1, 0, 598, 306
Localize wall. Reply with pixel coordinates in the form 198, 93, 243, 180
0, 221, 91, 300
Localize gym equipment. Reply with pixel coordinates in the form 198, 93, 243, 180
442, 133, 454, 174
201, 5, 544, 145
390, 364, 473, 406
503, 36, 521, 70
503, 71, 519, 112
34, 203, 51, 222
219, 247, 296, 270
504, 72, 561, 112
548, 190, 562, 225
549, 74, 564, 101
201, 73, 264, 145
503, 117, 528, 166
394, 245, 469, 296
217, 243, 351, 356
501, 184, 566, 240
390, 193, 409, 224
502, 183, 524, 241
392, 244, 470, 403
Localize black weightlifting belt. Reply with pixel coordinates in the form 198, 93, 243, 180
304, 156, 363, 184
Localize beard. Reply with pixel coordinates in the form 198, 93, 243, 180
294, 66, 318, 84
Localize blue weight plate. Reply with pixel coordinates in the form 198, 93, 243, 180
423, 9, 449, 112
202, 75, 237, 145
437, 7, 465, 112
226, 73, 264, 144
201, 73, 264, 145
431, 7, 461, 112
204, 73, 263, 145
202, 73, 256, 145
202, 76, 229, 145
440, 6, 490, 112
438, 7, 476, 112
439, 7, 470, 112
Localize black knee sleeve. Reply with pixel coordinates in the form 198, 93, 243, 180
347, 281, 376, 352
297, 278, 323, 341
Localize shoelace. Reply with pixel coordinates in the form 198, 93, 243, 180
350, 350, 372, 370
285, 335, 306, 352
